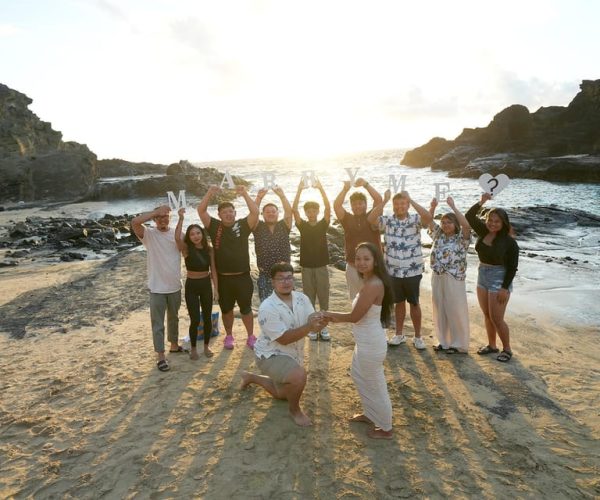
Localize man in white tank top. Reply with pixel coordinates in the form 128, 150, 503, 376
131, 205, 182, 372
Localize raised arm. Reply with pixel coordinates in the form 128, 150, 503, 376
316, 180, 331, 223
292, 180, 304, 225
237, 185, 260, 229
465, 193, 491, 237
333, 180, 351, 221
273, 185, 293, 229
405, 191, 433, 226
254, 187, 268, 210
174, 207, 188, 254
428, 198, 438, 230
446, 196, 471, 239
197, 185, 221, 228
367, 189, 391, 226
130, 205, 170, 240
355, 177, 383, 206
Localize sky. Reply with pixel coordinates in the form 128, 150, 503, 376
1, 0, 599, 163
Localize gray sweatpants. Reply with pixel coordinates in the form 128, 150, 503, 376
150, 291, 181, 352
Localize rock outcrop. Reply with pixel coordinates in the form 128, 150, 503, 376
402, 80, 600, 182
0, 84, 97, 201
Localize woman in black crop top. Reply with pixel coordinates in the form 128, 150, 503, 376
465, 193, 519, 363
176, 208, 218, 359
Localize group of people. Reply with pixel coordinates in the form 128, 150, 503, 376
131, 178, 519, 438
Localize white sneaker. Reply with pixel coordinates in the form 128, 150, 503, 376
308, 332, 319, 341
413, 337, 426, 350
388, 334, 407, 346
319, 328, 331, 341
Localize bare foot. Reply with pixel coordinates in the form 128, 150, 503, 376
290, 410, 312, 427
349, 414, 373, 424
189, 348, 199, 360
240, 371, 253, 390
204, 346, 214, 358
367, 427, 393, 440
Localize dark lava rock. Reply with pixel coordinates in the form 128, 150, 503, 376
402, 79, 600, 182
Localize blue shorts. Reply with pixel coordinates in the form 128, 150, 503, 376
477, 264, 513, 293
391, 274, 422, 305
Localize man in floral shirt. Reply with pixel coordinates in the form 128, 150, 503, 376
368, 191, 433, 349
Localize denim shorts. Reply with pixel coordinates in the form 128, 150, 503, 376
477, 264, 513, 293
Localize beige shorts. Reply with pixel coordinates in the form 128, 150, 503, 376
256, 355, 300, 384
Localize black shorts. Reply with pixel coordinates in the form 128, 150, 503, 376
218, 272, 253, 315
391, 274, 422, 305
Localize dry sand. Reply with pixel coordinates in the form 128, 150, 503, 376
1, 207, 599, 498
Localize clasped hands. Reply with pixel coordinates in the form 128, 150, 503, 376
307, 311, 331, 332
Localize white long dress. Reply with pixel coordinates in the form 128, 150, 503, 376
351, 296, 393, 431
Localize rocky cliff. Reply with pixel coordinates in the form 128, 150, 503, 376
0, 83, 97, 201
402, 79, 600, 182
0, 84, 246, 203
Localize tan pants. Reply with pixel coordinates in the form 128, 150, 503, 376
431, 273, 470, 351
301, 266, 330, 310
345, 263, 364, 301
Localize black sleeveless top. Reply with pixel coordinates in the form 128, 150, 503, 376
185, 245, 210, 272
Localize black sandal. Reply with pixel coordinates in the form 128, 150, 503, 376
477, 345, 499, 355
433, 344, 446, 352
157, 359, 170, 372
497, 350, 513, 362
445, 347, 465, 354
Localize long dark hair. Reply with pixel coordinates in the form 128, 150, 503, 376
355, 242, 393, 328
486, 208, 515, 238
184, 224, 212, 254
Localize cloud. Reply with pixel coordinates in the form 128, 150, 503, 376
0, 24, 20, 37
494, 72, 581, 111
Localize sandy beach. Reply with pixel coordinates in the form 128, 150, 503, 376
1, 205, 599, 499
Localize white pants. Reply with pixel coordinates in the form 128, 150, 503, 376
431, 273, 470, 351
345, 263, 363, 301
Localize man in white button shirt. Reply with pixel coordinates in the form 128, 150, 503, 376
241, 262, 327, 426
131, 205, 182, 372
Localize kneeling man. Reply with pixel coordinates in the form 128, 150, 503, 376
241, 262, 327, 426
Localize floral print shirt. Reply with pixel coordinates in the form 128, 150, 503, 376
378, 213, 424, 278
427, 224, 471, 281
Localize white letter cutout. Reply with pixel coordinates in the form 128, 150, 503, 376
167, 190, 186, 210
300, 170, 317, 188
434, 182, 450, 201
220, 170, 235, 189
388, 174, 407, 192
261, 172, 277, 189
344, 167, 359, 185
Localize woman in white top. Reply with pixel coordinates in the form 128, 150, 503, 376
324, 242, 394, 439
428, 196, 472, 354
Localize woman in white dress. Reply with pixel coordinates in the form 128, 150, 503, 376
324, 242, 394, 439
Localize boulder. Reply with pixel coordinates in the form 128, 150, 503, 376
402, 79, 600, 182
0, 83, 97, 201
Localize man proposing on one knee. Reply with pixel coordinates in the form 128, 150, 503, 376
241, 262, 328, 427
131, 205, 182, 372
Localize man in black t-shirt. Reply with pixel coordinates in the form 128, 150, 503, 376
292, 179, 332, 341
198, 185, 259, 350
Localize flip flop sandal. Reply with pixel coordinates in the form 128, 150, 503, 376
477, 345, 499, 355
157, 359, 170, 372
433, 345, 447, 352
497, 350, 513, 362
445, 347, 462, 354
169, 346, 186, 353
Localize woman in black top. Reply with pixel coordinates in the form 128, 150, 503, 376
175, 208, 219, 359
465, 193, 519, 362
